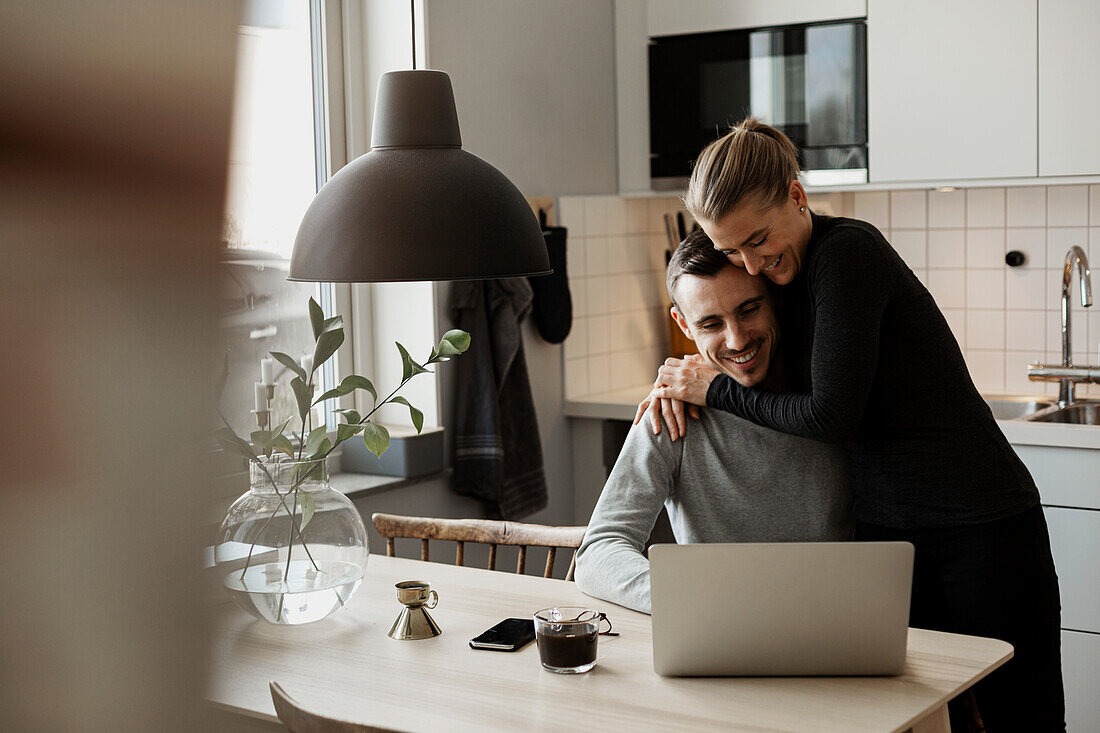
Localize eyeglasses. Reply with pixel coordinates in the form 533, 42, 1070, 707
571, 609, 619, 637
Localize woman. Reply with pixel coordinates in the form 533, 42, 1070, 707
640, 118, 1064, 732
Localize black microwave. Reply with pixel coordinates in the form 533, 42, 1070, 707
648, 19, 867, 188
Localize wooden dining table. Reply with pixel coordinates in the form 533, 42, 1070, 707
207, 554, 1012, 732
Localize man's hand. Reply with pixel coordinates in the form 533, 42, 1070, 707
632, 355, 717, 441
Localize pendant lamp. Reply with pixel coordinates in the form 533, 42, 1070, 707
288, 69, 550, 282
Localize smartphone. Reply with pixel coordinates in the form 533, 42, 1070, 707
469, 618, 536, 651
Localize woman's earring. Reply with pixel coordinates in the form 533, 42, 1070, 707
799, 206, 805, 213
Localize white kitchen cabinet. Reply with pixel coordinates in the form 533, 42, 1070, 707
1038, 0, 1100, 177
646, 0, 865, 38
1062, 630, 1100, 733
1011, 441, 1100, 733
1044, 507, 1100, 634
867, 0, 1037, 182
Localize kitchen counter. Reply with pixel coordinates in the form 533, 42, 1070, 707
565, 388, 1100, 450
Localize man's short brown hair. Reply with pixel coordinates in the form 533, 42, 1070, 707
666, 228, 732, 311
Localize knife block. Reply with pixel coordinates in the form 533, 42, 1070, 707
667, 307, 698, 358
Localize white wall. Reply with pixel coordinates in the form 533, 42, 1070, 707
424, 0, 619, 528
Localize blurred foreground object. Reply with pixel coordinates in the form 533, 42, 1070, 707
0, 1, 239, 730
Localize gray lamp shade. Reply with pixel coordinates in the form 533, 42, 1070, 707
288, 70, 550, 283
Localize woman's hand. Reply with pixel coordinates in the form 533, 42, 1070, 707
632, 355, 718, 441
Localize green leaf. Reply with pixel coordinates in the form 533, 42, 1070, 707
314, 374, 376, 406
249, 416, 293, 457
362, 422, 390, 458
271, 352, 306, 382
389, 396, 424, 434
292, 461, 323, 486
308, 297, 325, 340
298, 489, 315, 532
290, 377, 311, 423
215, 427, 258, 463
271, 434, 295, 458
440, 329, 471, 354
334, 408, 362, 425
321, 315, 343, 333
250, 430, 274, 457
312, 328, 344, 373
396, 342, 430, 381
304, 425, 327, 457
336, 422, 366, 444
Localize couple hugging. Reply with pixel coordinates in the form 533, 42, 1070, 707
575, 119, 1063, 732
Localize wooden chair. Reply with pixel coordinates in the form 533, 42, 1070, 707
269, 681, 396, 733
371, 513, 587, 580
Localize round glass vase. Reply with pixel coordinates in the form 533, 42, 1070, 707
215, 456, 369, 625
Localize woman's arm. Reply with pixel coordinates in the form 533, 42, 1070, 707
657, 230, 895, 442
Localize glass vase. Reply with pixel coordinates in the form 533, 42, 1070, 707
215, 456, 369, 625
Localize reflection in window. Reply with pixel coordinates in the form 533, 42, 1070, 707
219, 0, 333, 441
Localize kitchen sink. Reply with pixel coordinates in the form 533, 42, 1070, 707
982, 396, 1055, 421
1027, 402, 1100, 425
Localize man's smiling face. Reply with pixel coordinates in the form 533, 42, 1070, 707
670, 265, 779, 388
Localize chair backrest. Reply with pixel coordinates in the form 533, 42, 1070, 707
371, 513, 587, 580
269, 681, 394, 733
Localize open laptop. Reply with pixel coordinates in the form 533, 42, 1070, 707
649, 542, 914, 677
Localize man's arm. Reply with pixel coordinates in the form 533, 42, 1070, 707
574, 422, 681, 614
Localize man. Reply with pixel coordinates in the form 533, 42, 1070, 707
574, 231, 853, 613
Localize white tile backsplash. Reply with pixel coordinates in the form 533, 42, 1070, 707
1006, 268, 1047, 310
967, 269, 1005, 310
928, 189, 966, 228
890, 230, 927, 270
564, 317, 587, 360
1005, 228, 1045, 268
587, 354, 610, 394
1048, 185, 1089, 227
625, 198, 648, 234
564, 358, 588, 400
966, 188, 1006, 227
966, 349, 1005, 392
967, 310, 1005, 350
965, 228, 1006, 269
585, 236, 609, 276
560, 185, 1098, 400
1006, 187, 1046, 227
852, 191, 890, 231
890, 190, 927, 229
941, 308, 967, 347
928, 269, 967, 309
928, 229, 966, 268
586, 276, 609, 316
587, 314, 610, 355
1047, 227, 1089, 270
1005, 310, 1046, 352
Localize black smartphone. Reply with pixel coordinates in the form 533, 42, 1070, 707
469, 618, 536, 652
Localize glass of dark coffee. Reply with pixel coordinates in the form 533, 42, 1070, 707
533, 607, 606, 674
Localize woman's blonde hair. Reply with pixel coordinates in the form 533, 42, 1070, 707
683, 117, 801, 224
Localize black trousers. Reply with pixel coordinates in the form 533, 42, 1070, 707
856, 505, 1065, 733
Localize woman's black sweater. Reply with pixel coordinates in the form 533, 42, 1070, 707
706, 213, 1039, 529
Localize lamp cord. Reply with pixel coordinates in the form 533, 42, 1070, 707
410, 0, 416, 70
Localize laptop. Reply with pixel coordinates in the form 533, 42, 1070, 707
649, 542, 914, 677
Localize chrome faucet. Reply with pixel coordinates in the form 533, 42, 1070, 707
1028, 246, 1095, 405
1058, 247, 1092, 404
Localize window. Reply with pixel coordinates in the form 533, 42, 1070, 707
219, 0, 340, 438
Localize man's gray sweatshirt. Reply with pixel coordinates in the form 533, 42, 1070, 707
574, 409, 853, 614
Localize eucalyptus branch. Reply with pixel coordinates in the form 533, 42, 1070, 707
217, 407, 319, 576
275, 488, 300, 620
